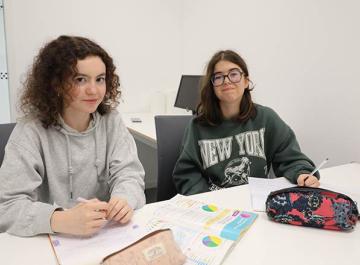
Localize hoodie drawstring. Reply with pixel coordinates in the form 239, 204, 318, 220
64, 134, 74, 199
94, 129, 101, 181
59, 112, 106, 200
94, 128, 108, 182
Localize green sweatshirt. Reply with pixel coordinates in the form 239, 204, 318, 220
173, 104, 319, 195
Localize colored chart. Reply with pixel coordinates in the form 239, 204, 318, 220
202, 235, 222, 247
240, 213, 251, 218
202, 204, 218, 212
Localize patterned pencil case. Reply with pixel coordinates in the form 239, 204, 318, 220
265, 186, 359, 231
101, 229, 186, 265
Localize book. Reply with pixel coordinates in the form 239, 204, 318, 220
145, 194, 258, 265
49, 195, 257, 265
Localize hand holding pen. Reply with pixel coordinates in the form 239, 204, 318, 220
79, 197, 133, 224
51, 197, 108, 236
297, 158, 329, 187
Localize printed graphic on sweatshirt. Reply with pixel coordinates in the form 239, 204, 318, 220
222, 157, 251, 186
208, 179, 223, 191
198, 128, 265, 170
208, 157, 250, 190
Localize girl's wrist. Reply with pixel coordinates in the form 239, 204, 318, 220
50, 209, 66, 233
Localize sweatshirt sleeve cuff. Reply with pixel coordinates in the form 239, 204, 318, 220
286, 170, 320, 184
111, 189, 146, 210
29, 203, 60, 235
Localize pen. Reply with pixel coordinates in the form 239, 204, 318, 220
310, 158, 329, 176
77, 197, 108, 216
303, 158, 329, 183
76, 197, 90, 203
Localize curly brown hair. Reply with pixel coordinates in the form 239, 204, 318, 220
20, 35, 121, 128
196, 50, 256, 126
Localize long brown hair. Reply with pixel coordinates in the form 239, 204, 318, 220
20, 35, 121, 128
196, 50, 256, 126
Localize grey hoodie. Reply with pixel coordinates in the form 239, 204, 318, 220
0, 111, 145, 236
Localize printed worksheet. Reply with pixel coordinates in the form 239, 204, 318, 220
49, 221, 148, 265
146, 195, 257, 265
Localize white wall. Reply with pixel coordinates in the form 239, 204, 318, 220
181, 0, 360, 168
4, 0, 182, 116
4, 0, 360, 167
0, 1, 10, 123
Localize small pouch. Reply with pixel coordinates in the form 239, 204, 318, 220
266, 186, 359, 231
101, 229, 186, 265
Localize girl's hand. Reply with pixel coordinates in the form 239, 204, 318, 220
297, 174, 320, 188
51, 199, 108, 236
106, 197, 134, 224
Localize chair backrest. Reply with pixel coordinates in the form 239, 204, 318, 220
155, 115, 192, 201
0, 123, 16, 166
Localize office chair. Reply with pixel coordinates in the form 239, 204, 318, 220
0, 123, 16, 166
155, 115, 192, 201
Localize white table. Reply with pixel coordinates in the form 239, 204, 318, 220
121, 112, 163, 188
122, 112, 158, 148
1, 163, 359, 265
121, 112, 192, 148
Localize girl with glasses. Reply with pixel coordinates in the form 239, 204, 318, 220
0, 36, 145, 236
173, 50, 320, 195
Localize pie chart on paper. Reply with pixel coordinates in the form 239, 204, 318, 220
202, 235, 222, 247
202, 204, 218, 212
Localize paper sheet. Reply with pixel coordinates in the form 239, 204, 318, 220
248, 177, 295, 212
49, 221, 148, 265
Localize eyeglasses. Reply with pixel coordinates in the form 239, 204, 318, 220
211, 68, 244, 87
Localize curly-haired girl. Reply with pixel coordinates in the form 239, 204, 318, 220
0, 35, 145, 236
